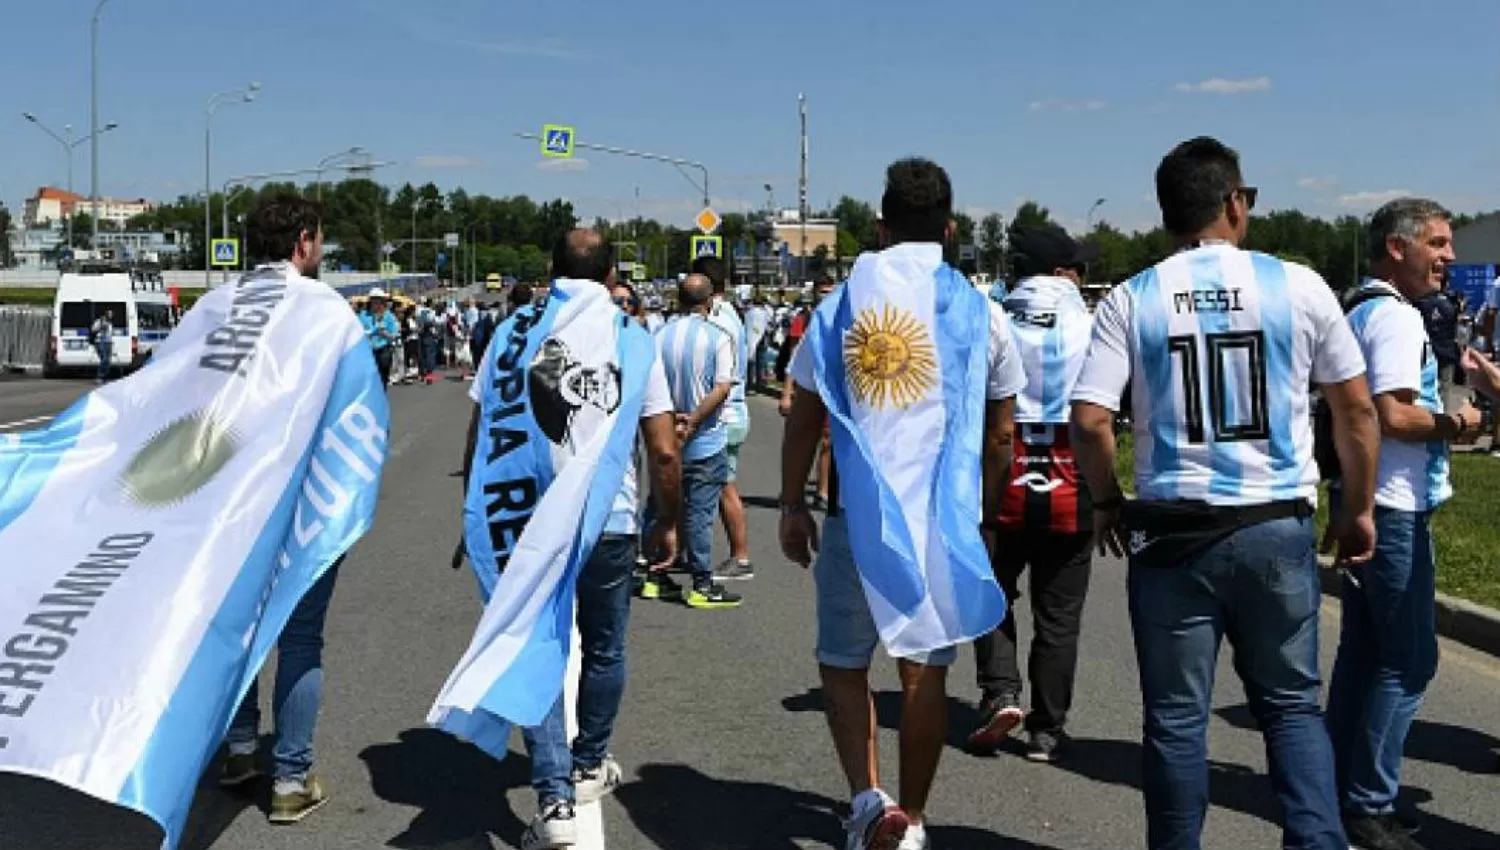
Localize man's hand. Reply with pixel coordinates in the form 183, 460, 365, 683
1326, 510, 1376, 566
1092, 505, 1125, 558
450, 536, 467, 570
673, 413, 696, 444
779, 506, 820, 567
778, 397, 793, 417
1451, 398, 1481, 436
648, 524, 679, 570
1461, 347, 1500, 401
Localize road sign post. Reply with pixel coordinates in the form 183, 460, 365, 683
210, 238, 239, 268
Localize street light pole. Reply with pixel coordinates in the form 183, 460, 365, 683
89, 0, 112, 250
204, 83, 261, 287
1086, 197, 1106, 229
23, 115, 119, 250
315, 146, 366, 200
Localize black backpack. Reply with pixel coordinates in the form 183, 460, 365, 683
1313, 288, 1393, 482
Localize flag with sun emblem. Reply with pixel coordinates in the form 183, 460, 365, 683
0, 263, 389, 849
799, 243, 1007, 656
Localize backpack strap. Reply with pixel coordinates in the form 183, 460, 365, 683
1344, 288, 1394, 315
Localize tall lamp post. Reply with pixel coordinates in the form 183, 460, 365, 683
23, 113, 118, 248
315, 146, 367, 200
1086, 197, 1107, 229
204, 82, 261, 286
89, 0, 113, 249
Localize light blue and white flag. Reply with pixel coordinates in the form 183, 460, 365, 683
429, 278, 652, 759
0, 262, 389, 849
803, 246, 1006, 656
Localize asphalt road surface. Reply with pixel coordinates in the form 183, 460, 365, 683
2, 371, 1500, 850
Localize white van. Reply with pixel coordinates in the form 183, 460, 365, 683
45, 267, 176, 377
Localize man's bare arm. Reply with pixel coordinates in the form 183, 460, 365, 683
781, 385, 827, 505
1323, 375, 1379, 517
641, 412, 682, 527
982, 398, 1015, 523
1070, 401, 1122, 503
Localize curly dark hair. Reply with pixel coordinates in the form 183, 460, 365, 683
1155, 137, 1243, 237
246, 193, 323, 264
880, 157, 953, 244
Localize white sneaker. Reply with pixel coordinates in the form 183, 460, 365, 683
573, 755, 623, 804
844, 788, 910, 850
521, 800, 577, 850
898, 821, 931, 850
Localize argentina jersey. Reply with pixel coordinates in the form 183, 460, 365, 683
1003, 276, 1093, 423
1345, 279, 1452, 511
656, 314, 735, 461
1073, 243, 1366, 506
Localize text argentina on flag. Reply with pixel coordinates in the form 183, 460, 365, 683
808, 246, 1005, 655
0, 266, 389, 849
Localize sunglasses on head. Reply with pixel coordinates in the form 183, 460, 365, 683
1228, 186, 1258, 211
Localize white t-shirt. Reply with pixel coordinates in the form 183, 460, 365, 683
1345, 279, 1452, 511
1072, 244, 1366, 506
789, 298, 1025, 402
469, 338, 673, 535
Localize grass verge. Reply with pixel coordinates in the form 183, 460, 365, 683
0, 287, 207, 309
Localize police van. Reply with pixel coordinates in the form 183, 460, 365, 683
45, 266, 177, 378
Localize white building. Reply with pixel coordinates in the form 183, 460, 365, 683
22, 186, 155, 229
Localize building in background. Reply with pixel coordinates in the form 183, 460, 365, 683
21, 186, 156, 230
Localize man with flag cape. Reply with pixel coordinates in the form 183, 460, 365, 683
779, 158, 1024, 850
0, 193, 389, 849
431, 230, 680, 850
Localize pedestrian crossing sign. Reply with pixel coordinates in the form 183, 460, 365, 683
210, 238, 239, 267
541, 124, 575, 158
691, 235, 722, 260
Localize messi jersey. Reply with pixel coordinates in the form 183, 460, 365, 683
1072, 243, 1366, 506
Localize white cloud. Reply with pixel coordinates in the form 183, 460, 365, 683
414, 155, 486, 169
1028, 98, 1107, 113
1338, 189, 1412, 209
1172, 76, 1272, 95
1297, 176, 1338, 190
536, 157, 591, 173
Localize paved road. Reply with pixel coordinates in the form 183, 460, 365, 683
3, 373, 1500, 850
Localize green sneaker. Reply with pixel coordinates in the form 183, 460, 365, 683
269, 776, 329, 824
639, 571, 683, 601
685, 582, 743, 610
218, 751, 262, 788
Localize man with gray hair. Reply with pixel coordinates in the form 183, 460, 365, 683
1326, 197, 1474, 850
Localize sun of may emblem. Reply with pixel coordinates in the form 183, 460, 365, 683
843, 305, 938, 409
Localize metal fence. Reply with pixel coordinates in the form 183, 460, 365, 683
0, 307, 50, 372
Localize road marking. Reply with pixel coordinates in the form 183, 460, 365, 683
0, 414, 53, 432
564, 625, 606, 849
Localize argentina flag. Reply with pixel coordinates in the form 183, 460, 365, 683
0, 264, 389, 849
429, 278, 652, 759
801, 244, 1007, 656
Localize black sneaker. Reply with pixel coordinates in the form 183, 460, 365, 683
686, 582, 742, 609
1025, 729, 1065, 763
714, 558, 755, 582
967, 692, 1024, 752
1345, 813, 1429, 850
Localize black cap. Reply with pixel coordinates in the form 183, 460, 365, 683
1009, 224, 1100, 277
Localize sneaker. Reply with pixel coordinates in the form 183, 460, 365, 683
1025, 730, 1064, 763
686, 582, 743, 609
897, 821, 930, 850
573, 755, 623, 804
219, 750, 262, 788
268, 776, 330, 824
967, 692, 1024, 751
714, 558, 755, 582
844, 788, 909, 850
521, 799, 577, 850
1346, 814, 1429, 850
639, 571, 683, 601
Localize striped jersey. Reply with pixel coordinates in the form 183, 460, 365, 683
657, 313, 735, 462
1003, 275, 1094, 424
1072, 243, 1366, 506
1345, 279, 1452, 511
707, 298, 749, 429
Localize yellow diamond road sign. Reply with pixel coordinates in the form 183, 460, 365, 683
694, 207, 721, 234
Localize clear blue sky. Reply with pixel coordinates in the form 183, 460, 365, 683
4, 0, 1498, 235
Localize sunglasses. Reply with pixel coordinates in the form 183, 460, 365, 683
613, 295, 640, 308
1229, 186, 1259, 211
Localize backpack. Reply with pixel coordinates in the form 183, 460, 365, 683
1312, 288, 1393, 482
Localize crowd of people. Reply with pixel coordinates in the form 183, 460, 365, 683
211, 131, 1493, 850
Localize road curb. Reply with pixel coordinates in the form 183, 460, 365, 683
1317, 555, 1500, 658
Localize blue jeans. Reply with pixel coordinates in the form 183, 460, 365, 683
95, 343, 112, 381
1326, 506, 1438, 817
1128, 516, 1343, 850
522, 535, 636, 804
681, 450, 729, 586
227, 559, 342, 780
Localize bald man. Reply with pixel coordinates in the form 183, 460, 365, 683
643, 274, 743, 609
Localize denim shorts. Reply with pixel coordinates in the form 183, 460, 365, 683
726, 418, 749, 481
813, 515, 957, 669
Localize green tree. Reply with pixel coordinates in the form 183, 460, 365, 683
0, 204, 12, 266
836, 229, 861, 260
978, 213, 1005, 277
832, 196, 879, 251
954, 211, 976, 247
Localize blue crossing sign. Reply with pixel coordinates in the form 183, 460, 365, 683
541, 124, 575, 158
210, 238, 239, 267
691, 235, 723, 260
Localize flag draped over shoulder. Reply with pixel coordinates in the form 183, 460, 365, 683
0, 263, 389, 849
804, 247, 1006, 656
429, 278, 651, 759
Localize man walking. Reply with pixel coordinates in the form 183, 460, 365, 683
968, 224, 1099, 762
693, 255, 755, 581
744, 297, 771, 390
1069, 136, 1381, 850
220, 193, 352, 824
458, 231, 681, 849
644, 274, 743, 609
89, 309, 114, 383
1326, 198, 1475, 850
781, 157, 1024, 850
360, 289, 399, 388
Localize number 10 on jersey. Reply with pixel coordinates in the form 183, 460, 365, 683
1166, 330, 1270, 444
